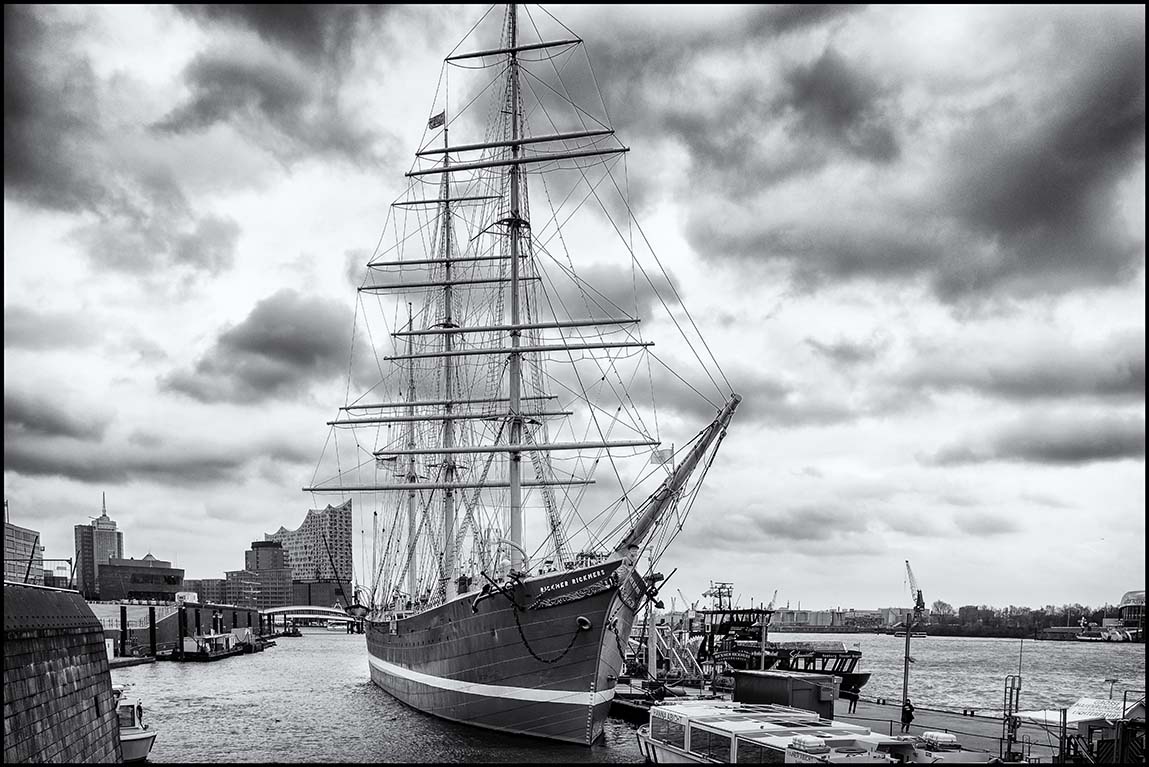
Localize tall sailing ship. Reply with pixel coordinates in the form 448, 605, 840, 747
305, 4, 741, 745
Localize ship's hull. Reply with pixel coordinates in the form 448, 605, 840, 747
367, 558, 646, 745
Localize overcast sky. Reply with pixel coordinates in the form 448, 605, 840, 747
5, 4, 1144, 612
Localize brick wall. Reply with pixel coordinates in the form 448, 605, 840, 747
3, 584, 122, 763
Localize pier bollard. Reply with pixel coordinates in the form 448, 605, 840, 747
119, 605, 128, 657
177, 607, 187, 660
149, 607, 157, 656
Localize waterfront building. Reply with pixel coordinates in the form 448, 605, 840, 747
3, 519, 44, 585
840, 609, 883, 628
73, 493, 124, 599
42, 566, 71, 589
224, 569, 260, 608
244, 541, 293, 610
881, 606, 921, 626
182, 577, 226, 604
1118, 590, 1145, 631
773, 608, 840, 627
292, 579, 347, 609
97, 554, 184, 602
266, 499, 353, 599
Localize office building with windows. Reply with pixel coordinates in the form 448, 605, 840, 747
74, 494, 124, 599
244, 541, 293, 610
97, 554, 184, 602
4, 519, 44, 585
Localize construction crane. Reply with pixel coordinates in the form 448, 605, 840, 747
905, 560, 926, 620
766, 589, 779, 611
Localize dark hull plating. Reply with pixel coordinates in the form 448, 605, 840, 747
366, 559, 645, 745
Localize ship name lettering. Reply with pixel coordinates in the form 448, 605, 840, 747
538, 580, 570, 594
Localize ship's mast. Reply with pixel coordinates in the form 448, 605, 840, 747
406, 303, 418, 601
507, 3, 525, 573
440, 118, 457, 599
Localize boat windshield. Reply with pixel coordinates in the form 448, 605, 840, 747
117, 704, 137, 728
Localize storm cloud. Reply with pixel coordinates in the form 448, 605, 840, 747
579, 5, 1145, 303
901, 330, 1145, 402
4, 391, 110, 442
4, 5, 242, 277
162, 4, 398, 165
163, 289, 355, 403
925, 412, 1145, 466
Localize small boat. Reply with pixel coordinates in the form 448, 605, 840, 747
279, 625, 303, 638
894, 631, 928, 639
325, 621, 348, 632
112, 685, 157, 763
636, 699, 1001, 764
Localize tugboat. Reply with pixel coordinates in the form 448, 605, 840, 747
112, 685, 157, 762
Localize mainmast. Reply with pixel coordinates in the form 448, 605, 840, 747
506, 3, 525, 573
440, 116, 457, 599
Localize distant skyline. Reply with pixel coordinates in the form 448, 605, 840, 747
4, 5, 1144, 610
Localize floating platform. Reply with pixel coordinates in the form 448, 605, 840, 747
831, 696, 1061, 762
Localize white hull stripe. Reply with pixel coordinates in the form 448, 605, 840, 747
369, 655, 615, 706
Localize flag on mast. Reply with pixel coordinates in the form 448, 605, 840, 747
650, 446, 674, 465
428, 111, 446, 129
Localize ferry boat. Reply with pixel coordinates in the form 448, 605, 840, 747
636, 700, 1001, 764
111, 685, 157, 763
303, 2, 741, 746
1075, 626, 1137, 642
1075, 618, 1139, 642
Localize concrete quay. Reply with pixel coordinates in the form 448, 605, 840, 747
833, 697, 1062, 762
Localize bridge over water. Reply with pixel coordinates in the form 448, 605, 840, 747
260, 605, 358, 625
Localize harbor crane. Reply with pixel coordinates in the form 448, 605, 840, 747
905, 560, 926, 622
766, 589, 779, 611
677, 588, 698, 611
901, 559, 927, 707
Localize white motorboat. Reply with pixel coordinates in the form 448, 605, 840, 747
112, 685, 157, 762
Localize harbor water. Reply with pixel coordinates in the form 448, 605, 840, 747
777, 631, 1146, 712
111, 629, 1145, 763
